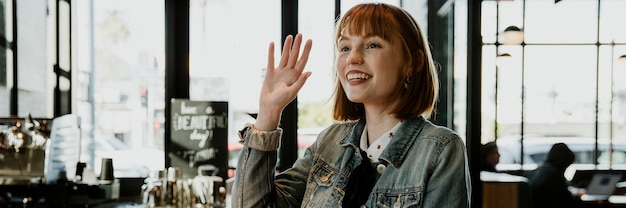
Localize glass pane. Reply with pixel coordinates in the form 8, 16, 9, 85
17, 0, 52, 118
600, 0, 626, 43
524, 45, 597, 137
454, 0, 467, 136
613, 45, 626, 152
0, 50, 10, 116
481, 1, 497, 44
481, 0, 524, 44
481, 45, 496, 141
75, 0, 165, 178
188, 0, 280, 169
496, 46, 523, 138
525, 0, 597, 44
298, 0, 335, 157
59, 1, 70, 70
58, 76, 70, 113
482, 44, 524, 143
497, 0, 523, 45
598, 45, 612, 141
0, 0, 12, 114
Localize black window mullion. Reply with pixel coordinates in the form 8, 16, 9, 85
10, 0, 17, 115
277, 0, 299, 172
468, 0, 482, 207
53, 0, 72, 117
164, 0, 190, 169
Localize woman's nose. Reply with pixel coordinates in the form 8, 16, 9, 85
346, 50, 363, 65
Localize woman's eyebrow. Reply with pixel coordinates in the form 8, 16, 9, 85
339, 34, 381, 42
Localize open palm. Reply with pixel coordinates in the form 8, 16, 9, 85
255, 34, 313, 130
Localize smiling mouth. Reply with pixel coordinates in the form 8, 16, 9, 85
347, 73, 372, 81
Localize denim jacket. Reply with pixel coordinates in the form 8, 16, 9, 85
232, 117, 471, 208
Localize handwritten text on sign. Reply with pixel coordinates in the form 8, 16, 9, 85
173, 101, 227, 148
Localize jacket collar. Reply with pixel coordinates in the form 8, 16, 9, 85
339, 117, 427, 168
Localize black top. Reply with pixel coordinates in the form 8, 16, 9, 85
527, 143, 581, 208
342, 150, 379, 208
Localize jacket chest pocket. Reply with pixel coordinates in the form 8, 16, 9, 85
375, 189, 423, 208
302, 165, 346, 207
312, 165, 336, 187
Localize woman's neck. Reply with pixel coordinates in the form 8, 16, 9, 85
364, 111, 401, 145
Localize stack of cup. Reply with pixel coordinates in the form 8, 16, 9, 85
99, 158, 115, 184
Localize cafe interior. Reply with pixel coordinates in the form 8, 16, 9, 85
1, 0, 626, 207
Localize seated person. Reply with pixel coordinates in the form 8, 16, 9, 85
481, 141, 500, 172
527, 143, 581, 208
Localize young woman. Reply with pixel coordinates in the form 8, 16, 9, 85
232, 3, 470, 207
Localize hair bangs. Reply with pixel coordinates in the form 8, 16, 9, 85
337, 4, 399, 44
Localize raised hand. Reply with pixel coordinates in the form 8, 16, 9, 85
255, 34, 313, 131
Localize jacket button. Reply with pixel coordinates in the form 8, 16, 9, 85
376, 164, 386, 174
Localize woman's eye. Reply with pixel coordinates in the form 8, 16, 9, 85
339, 47, 350, 52
366, 43, 380, 49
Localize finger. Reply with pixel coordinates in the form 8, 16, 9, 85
295, 39, 313, 72
291, 72, 312, 92
287, 34, 303, 69
267, 41, 275, 72
278, 35, 293, 68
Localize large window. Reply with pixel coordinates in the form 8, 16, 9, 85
0, 0, 54, 118
74, 0, 165, 177
482, 0, 626, 176
0, 0, 11, 115
3, 0, 444, 179
294, 0, 336, 157
187, 0, 280, 169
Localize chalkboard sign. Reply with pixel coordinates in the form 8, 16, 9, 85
170, 99, 228, 179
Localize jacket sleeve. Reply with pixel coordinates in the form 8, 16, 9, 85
231, 123, 312, 208
423, 132, 471, 208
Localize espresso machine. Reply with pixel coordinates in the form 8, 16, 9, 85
0, 115, 50, 185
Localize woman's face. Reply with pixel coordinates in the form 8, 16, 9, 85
336, 30, 405, 107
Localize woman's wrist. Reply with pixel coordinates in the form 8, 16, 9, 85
254, 108, 282, 131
